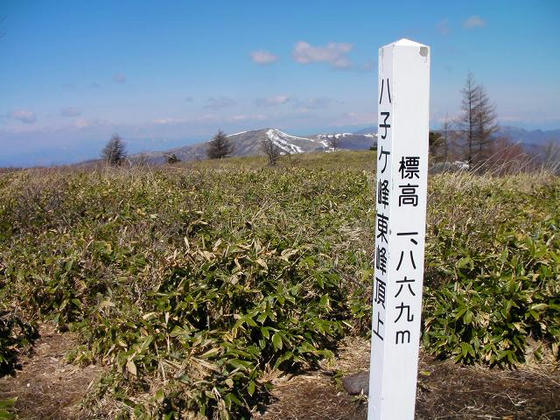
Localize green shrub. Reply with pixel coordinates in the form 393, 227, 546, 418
0, 158, 558, 417
423, 174, 560, 365
0, 308, 38, 375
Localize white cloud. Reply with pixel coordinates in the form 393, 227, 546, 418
463, 15, 486, 29
60, 107, 81, 117
256, 95, 291, 106
438, 18, 451, 35
9, 109, 37, 124
113, 73, 126, 83
204, 97, 236, 110
250, 50, 278, 65
292, 41, 353, 68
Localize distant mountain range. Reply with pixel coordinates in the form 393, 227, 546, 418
128, 125, 559, 165
497, 126, 560, 146
130, 128, 377, 164
356, 125, 560, 146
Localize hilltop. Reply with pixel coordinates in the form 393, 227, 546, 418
130, 128, 377, 164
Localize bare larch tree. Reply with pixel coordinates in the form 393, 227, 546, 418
473, 84, 498, 162
458, 72, 498, 165
327, 134, 340, 151
459, 72, 479, 164
261, 138, 282, 166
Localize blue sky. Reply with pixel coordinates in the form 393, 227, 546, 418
1, 0, 559, 166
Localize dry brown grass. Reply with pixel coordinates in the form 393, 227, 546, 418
0, 323, 104, 419
258, 337, 560, 420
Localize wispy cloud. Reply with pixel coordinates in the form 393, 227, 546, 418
255, 95, 291, 107
438, 18, 451, 35
185, 96, 194, 102
113, 73, 126, 83
60, 107, 81, 117
204, 96, 236, 110
463, 15, 486, 29
292, 41, 353, 69
90, 81, 102, 88
8, 109, 37, 124
250, 50, 278, 65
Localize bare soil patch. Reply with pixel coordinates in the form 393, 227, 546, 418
0, 323, 103, 419
259, 337, 560, 420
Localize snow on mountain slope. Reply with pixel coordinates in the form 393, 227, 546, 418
227, 130, 249, 137
266, 129, 313, 154
316, 133, 353, 140
311, 131, 377, 151
128, 127, 376, 165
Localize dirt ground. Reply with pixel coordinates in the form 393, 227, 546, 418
0, 323, 103, 420
259, 337, 560, 420
1, 330, 558, 419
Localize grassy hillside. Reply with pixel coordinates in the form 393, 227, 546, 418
179, 150, 375, 171
0, 151, 558, 418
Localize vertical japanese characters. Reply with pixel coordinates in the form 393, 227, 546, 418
373, 76, 392, 343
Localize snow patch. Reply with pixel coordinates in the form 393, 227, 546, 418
317, 132, 353, 140
227, 130, 249, 137
266, 129, 308, 154
269, 129, 313, 142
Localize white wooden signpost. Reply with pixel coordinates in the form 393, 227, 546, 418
368, 39, 430, 420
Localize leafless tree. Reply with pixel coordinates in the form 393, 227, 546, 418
458, 73, 479, 164
327, 134, 340, 151
440, 114, 452, 161
458, 72, 498, 165
473, 84, 498, 162
261, 138, 282, 166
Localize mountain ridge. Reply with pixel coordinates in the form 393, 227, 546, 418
128, 125, 560, 165
130, 128, 377, 164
